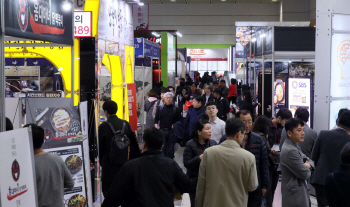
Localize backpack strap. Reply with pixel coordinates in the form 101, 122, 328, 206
121, 120, 126, 134
106, 122, 116, 135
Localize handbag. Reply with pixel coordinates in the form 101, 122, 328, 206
107, 121, 130, 165
183, 100, 193, 111
332, 173, 350, 204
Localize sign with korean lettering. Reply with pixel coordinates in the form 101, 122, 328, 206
132, 3, 149, 30
74, 11, 92, 37
4, 0, 73, 45
127, 83, 138, 132
0, 128, 38, 207
26, 91, 62, 98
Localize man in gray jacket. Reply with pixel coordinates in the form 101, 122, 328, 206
280, 118, 312, 207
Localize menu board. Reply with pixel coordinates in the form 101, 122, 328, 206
288, 78, 311, 125
45, 144, 87, 207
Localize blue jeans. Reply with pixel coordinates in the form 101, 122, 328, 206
160, 129, 175, 159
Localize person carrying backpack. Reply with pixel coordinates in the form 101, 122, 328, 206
99, 100, 140, 196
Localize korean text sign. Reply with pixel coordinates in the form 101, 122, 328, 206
74, 11, 92, 37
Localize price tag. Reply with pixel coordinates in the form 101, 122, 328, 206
74, 11, 92, 37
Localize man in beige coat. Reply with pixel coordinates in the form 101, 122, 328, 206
196, 118, 258, 207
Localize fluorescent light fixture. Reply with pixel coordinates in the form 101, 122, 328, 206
138, 2, 144, 5
221, 0, 226, 1
62, 1, 71, 11
170, 0, 176, 2
176, 32, 182, 37
260, 34, 266, 38
152, 32, 160, 37
272, 0, 277, 1
252, 38, 257, 42
134, 0, 140, 2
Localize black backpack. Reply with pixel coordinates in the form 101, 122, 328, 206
106, 121, 130, 165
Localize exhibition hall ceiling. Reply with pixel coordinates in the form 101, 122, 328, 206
129, 0, 281, 4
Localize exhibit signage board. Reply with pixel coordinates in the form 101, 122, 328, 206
187, 48, 228, 61
4, 0, 73, 45
26, 91, 62, 98
167, 33, 176, 74
134, 38, 159, 58
132, 3, 149, 30
127, 83, 138, 132
0, 128, 38, 207
288, 78, 311, 125
74, 11, 92, 37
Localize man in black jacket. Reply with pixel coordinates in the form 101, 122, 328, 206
102, 127, 197, 207
98, 100, 140, 196
219, 110, 270, 207
213, 88, 230, 121
311, 110, 350, 207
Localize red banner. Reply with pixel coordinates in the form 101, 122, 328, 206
127, 83, 138, 132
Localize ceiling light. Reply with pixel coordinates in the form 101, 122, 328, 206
170, 0, 176, 2
62, 1, 71, 11
272, 0, 277, 1
289, 60, 292, 63
252, 38, 257, 42
138, 2, 144, 5
260, 34, 266, 38
176, 32, 182, 37
152, 32, 160, 37
221, 0, 226, 1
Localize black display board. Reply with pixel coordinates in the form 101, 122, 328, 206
4, 0, 73, 45
258, 74, 272, 117
274, 27, 315, 51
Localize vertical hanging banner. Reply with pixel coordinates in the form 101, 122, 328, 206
4, 0, 73, 45
132, 3, 149, 30
127, 83, 138, 133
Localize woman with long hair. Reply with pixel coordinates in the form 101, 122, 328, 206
183, 119, 217, 207
144, 89, 158, 129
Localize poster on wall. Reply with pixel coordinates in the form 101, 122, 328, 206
44, 144, 87, 207
167, 33, 176, 74
132, 3, 149, 30
236, 27, 251, 58
274, 79, 286, 108
289, 62, 315, 76
288, 78, 311, 125
4, 0, 73, 45
0, 128, 38, 207
190, 61, 198, 71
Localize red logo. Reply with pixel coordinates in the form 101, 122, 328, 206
11, 160, 20, 182
189, 49, 206, 55
8, 160, 28, 201
17, 0, 29, 32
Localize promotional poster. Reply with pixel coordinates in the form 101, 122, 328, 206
127, 83, 138, 133
288, 78, 311, 125
132, 3, 149, 30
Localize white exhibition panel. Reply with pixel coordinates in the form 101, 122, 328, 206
329, 99, 350, 129
198, 61, 208, 71
190, 61, 198, 71
208, 61, 218, 71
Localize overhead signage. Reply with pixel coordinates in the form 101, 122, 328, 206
134, 38, 159, 58
26, 91, 62, 98
74, 11, 92, 37
236, 27, 250, 58
0, 128, 38, 207
132, 3, 149, 30
4, 0, 74, 45
5, 58, 25, 66
187, 48, 228, 61
288, 78, 311, 125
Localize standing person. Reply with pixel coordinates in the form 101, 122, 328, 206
177, 87, 188, 114
220, 110, 270, 207
98, 100, 140, 196
201, 84, 214, 106
189, 83, 201, 99
311, 110, 350, 207
167, 86, 175, 95
212, 81, 219, 91
228, 78, 237, 105
102, 127, 197, 207
237, 85, 250, 109
205, 102, 226, 144
213, 88, 230, 121
211, 71, 217, 82
144, 89, 158, 129
152, 88, 169, 120
241, 90, 255, 118
219, 80, 229, 101
186, 73, 193, 83
154, 92, 182, 159
183, 120, 217, 207
325, 142, 350, 207
267, 108, 292, 202
185, 96, 208, 136
195, 118, 258, 207
280, 118, 312, 207
176, 78, 186, 96
25, 124, 74, 207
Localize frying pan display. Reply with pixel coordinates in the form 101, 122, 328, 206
65, 155, 82, 174
50, 108, 72, 133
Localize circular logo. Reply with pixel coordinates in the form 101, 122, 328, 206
17, 0, 29, 32
292, 81, 298, 89
337, 40, 350, 79
11, 160, 20, 182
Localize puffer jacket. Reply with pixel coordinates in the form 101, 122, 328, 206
183, 138, 217, 178
144, 99, 157, 129
219, 131, 269, 189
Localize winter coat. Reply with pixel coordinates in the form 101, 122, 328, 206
144, 99, 157, 129
214, 96, 230, 121
183, 138, 217, 178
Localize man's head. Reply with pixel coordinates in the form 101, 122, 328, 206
143, 127, 164, 151
180, 78, 185, 82
24, 124, 44, 150
235, 110, 253, 134
337, 108, 350, 126
225, 118, 246, 145
285, 118, 305, 145
190, 83, 197, 92
148, 89, 157, 98
186, 74, 190, 78
294, 107, 309, 123
338, 110, 350, 131
275, 108, 293, 127
211, 72, 216, 77
213, 88, 222, 99
164, 92, 174, 105
340, 142, 350, 164
167, 86, 175, 95
205, 102, 218, 118
220, 80, 226, 88
6, 117, 13, 131
103, 100, 118, 117
204, 84, 211, 95
213, 82, 219, 90
231, 78, 236, 85
193, 96, 203, 109
161, 89, 170, 100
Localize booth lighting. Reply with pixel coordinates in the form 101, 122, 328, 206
152, 32, 160, 37
221, 0, 226, 1
289, 60, 292, 63
170, 0, 176, 2
176, 32, 182, 37
138, 2, 144, 5
62, 1, 71, 11
260, 34, 266, 38
252, 38, 257, 42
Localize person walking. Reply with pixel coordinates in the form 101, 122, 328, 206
325, 142, 350, 207
311, 110, 350, 207
280, 118, 312, 207
144, 89, 158, 129
183, 120, 217, 207
189, 83, 201, 99
205, 102, 226, 144
184, 96, 208, 136
241, 90, 255, 118
98, 100, 140, 196
213, 88, 230, 121
195, 118, 258, 207
201, 84, 214, 106
102, 127, 197, 207
154, 92, 182, 159
152, 88, 169, 120
219, 80, 229, 101
228, 78, 237, 105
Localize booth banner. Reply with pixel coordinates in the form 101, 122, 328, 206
288, 78, 311, 124
44, 144, 87, 207
35, 106, 83, 148
132, 3, 149, 30
26, 91, 62, 98
0, 128, 38, 207
127, 83, 138, 132
4, 0, 74, 45
5, 58, 25, 66
236, 27, 250, 58
167, 33, 176, 74
264, 28, 273, 55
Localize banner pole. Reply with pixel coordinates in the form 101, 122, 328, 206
0, 0, 5, 132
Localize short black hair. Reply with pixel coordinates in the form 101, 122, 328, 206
206, 101, 217, 109
161, 89, 170, 94
191, 82, 197, 87
194, 96, 203, 104
285, 118, 304, 134
341, 142, 350, 164
276, 108, 293, 120
159, 81, 163, 87
24, 124, 44, 149
167, 86, 175, 91
213, 88, 222, 95
295, 108, 309, 123
338, 110, 350, 129
225, 118, 245, 138
241, 84, 250, 91
231, 78, 237, 85
252, 115, 270, 136
180, 78, 185, 82
186, 74, 189, 77
6, 117, 13, 131
337, 108, 349, 124
213, 81, 218, 85
143, 127, 164, 151
235, 109, 252, 119
220, 80, 226, 83
103, 100, 118, 115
